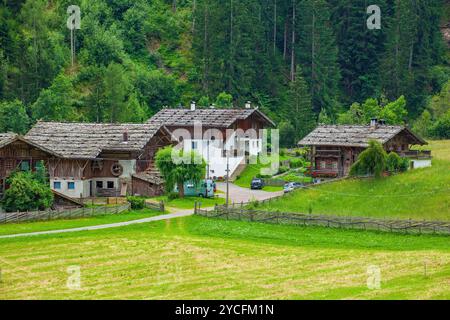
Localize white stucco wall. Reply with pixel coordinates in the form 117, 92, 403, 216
50, 178, 88, 199
118, 160, 136, 178
182, 137, 262, 178
411, 159, 432, 169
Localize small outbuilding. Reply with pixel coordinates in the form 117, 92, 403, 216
298, 119, 431, 177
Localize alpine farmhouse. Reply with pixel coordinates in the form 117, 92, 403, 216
148, 102, 275, 180
299, 119, 431, 178
0, 104, 275, 200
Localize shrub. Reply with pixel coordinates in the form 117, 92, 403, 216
127, 196, 145, 209
386, 152, 402, 173
349, 140, 387, 178
278, 166, 289, 174
167, 192, 179, 200
2, 171, 53, 212
289, 158, 304, 169
386, 152, 411, 174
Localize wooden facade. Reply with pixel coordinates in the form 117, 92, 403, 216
300, 124, 429, 178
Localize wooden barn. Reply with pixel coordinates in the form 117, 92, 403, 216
298, 120, 431, 178
21, 121, 174, 199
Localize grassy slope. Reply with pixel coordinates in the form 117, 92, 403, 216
0, 216, 448, 299
0, 209, 162, 236
258, 141, 450, 221
233, 155, 293, 191
155, 195, 225, 210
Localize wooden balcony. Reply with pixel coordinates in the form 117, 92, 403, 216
398, 150, 432, 159
314, 149, 341, 158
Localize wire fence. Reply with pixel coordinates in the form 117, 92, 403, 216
195, 203, 450, 236
0, 203, 131, 225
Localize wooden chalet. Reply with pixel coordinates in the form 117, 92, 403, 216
298, 120, 430, 178
19, 121, 174, 198
147, 103, 275, 179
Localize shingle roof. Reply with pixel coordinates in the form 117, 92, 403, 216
148, 107, 275, 128
298, 125, 427, 147
0, 132, 18, 149
25, 121, 172, 159
0, 132, 62, 157
132, 172, 164, 185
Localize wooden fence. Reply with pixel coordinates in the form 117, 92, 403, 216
145, 200, 165, 212
195, 205, 450, 235
0, 203, 131, 225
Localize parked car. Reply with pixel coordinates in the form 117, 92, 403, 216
283, 182, 295, 193
250, 178, 264, 190
292, 182, 304, 189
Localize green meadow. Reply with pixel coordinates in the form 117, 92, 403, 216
0, 216, 449, 300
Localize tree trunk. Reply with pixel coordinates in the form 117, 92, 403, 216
273, 0, 277, 54
178, 182, 184, 198
290, 0, 296, 82
283, 21, 287, 60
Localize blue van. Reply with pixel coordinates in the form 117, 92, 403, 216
174, 179, 215, 198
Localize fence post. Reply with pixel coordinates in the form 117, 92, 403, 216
194, 201, 197, 214
160, 201, 164, 212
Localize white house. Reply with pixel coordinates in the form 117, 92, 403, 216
148, 102, 276, 179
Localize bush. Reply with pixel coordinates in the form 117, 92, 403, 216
167, 192, 179, 200
2, 171, 53, 212
278, 166, 289, 174
386, 152, 402, 173
349, 140, 387, 177
127, 196, 145, 209
289, 158, 304, 169
430, 111, 450, 139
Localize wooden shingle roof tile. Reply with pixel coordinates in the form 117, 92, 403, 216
298, 125, 426, 147
25, 121, 171, 159
148, 107, 275, 128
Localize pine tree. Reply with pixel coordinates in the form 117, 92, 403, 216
297, 0, 341, 116
329, 0, 387, 103
286, 67, 315, 140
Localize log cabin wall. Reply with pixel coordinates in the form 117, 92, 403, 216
0, 141, 51, 178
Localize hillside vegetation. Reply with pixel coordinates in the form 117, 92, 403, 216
0, 1, 449, 144
258, 141, 450, 221
0, 216, 449, 299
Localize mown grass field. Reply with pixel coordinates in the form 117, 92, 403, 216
0, 209, 162, 236
258, 141, 450, 221
0, 216, 449, 300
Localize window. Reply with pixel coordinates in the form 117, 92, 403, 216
20, 161, 30, 171
332, 162, 338, 170
53, 181, 61, 189
68, 182, 75, 190
191, 141, 198, 150
320, 161, 326, 169
96, 181, 103, 189
107, 181, 114, 189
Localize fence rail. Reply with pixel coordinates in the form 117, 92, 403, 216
195, 205, 450, 235
0, 203, 131, 224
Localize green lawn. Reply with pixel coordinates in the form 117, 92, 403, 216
0, 209, 161, 236
257, 140, 450, 221
234, 155, 297, 190
154, 195, 225, 209
0, 215, 448, 299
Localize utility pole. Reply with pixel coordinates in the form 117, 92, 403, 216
226, 150, 230, 208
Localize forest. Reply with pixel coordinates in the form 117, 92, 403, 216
0, 0, 449, 146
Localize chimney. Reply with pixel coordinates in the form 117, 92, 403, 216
190, 101, 196, 111
379, 119, 386, 126
245, 101, 251, 109
370, 118, 378, 129
123, 129, 129, 143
